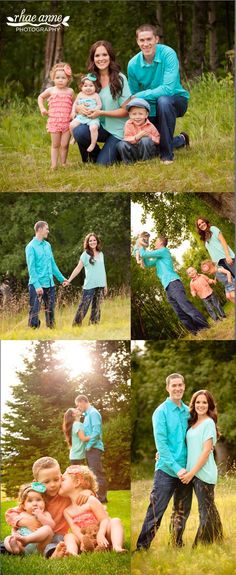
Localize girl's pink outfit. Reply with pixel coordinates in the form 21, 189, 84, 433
47, 92, 73, 133
72, 510, 99, 529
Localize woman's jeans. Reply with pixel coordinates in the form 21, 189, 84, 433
28, 285, 55, 328
136, 469, 193, 549
150, 95, 188, 160
193, 477, 223, 545
218, 258, 235, 278
73, 124, 119, 165
73, 287, 104, 326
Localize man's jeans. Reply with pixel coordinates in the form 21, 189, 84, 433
218, 257, 235, 278
202, 294, 226, 321
28, 285, 55, 328
117, 137, 159, 164
149, 95, 188, 160
73, 124, 119, 165
86, 447, 108, 503
136, 469, 193, 549
166, 280, 209, 334
73, 287, 104, 326
193, 477, 223, 546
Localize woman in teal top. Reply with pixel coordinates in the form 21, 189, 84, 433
66, 232, 107, 326
73, 40, 131, 165
63, 408, 90, 464
196, 217, 235, 278
181, 390, 223, 546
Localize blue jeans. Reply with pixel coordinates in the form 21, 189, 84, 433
73, 124, 120, 165
150, 95, 188, 160
218, 258, 235, 278
193, 477, 223, 546
136, 469, 193, 549
86, 447, 107, 503
202, 294, 226, 321
166, 280, 209, 334
28, 285, 55, 328
117, 137, 159, 164
73, 287, 104, 325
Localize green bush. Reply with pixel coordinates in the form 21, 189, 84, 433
103, 414, 131, 490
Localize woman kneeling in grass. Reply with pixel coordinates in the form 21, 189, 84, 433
181, 390, 223, 546
59, 465, 126, 554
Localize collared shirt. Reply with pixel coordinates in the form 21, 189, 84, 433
139, 246, 180, 290
25, 237, 65, 290
189, 274, 213, 299
205, 226, 235, 263
83, 405, 104, 451
128, 44, 189, 116
80, 251, 106, 290
153, 398, 189, 477
124, 118, 160, 144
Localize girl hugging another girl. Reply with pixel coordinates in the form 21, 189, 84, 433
59, 465, 126, 555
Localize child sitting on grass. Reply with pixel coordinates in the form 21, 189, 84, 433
69, 74, 102, 151
201, 260, 235, 304
187, 266, 226, 321
59, 465, 126, 555
4, 482, 55, 555
5, 456, 91, 559
38, 62, 75, 169
117, 98, 160, 163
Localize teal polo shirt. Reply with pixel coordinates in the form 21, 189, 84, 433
80, 251, 107, 290
83, 406, 104, 452
25, 237, 65, 289
128, 44, 189, 116
153, 398, 189, 478
140, 246, 180, 290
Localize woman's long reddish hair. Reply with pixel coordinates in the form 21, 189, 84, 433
84, 232, 102, 265
87, 40, 123, 99
62, 408, 75, 448
188, 390, 220, 439
196, 217, 212, 242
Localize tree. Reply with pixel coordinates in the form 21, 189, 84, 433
43, 0, 64, 89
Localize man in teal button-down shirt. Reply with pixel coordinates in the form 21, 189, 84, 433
128, 24, 190, 162
25, 220, 66, 328
75, 394, 107, 503
138, 235, 209, 335
136, 373, 192, 550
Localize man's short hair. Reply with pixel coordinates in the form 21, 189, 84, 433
166, 373, 185, 387
158, 236, 168, 247
34, 221, 48, 232
136, 24, 158, 38
75, 394, 89, 405
32, 456, 59, 480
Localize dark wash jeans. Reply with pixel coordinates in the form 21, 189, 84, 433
136, 469, 193, 549
149, 95, 188, 160
202, 293, 226, 321
116, 137, 159, 164
73, 287, 104, 326
28, 285, 55, 328
218, 257, 235, 278
166, 280, 209, 334
193, 477, 223, 546
73, 124, 119, 165
86, 447, 107, 503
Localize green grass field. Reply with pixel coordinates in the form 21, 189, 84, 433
131, 474, 236, 575
0, 74, 233, 193
0, 490, 130, 575
184, 302, 235, 341
0, 295, 130, 340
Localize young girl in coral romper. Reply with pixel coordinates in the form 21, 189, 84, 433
38, 62, 75, 169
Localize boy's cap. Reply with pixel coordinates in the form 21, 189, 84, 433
126, 98, 150, 113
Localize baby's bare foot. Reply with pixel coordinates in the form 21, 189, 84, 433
87, 144, 96, 152
50, 541, 67, 559
9, 536, 23, 554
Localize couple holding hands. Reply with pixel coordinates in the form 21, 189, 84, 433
25, 221, 107, 329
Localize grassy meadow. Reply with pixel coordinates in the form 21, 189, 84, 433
0, 490, 130, 575
0, 294, 130, 340
184, 302, 235, 341
131, 473, 236, 575
0, 74, 233, 193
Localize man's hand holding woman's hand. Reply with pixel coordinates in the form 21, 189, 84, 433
180, 471, 194, 484
62, 279, 70, 287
